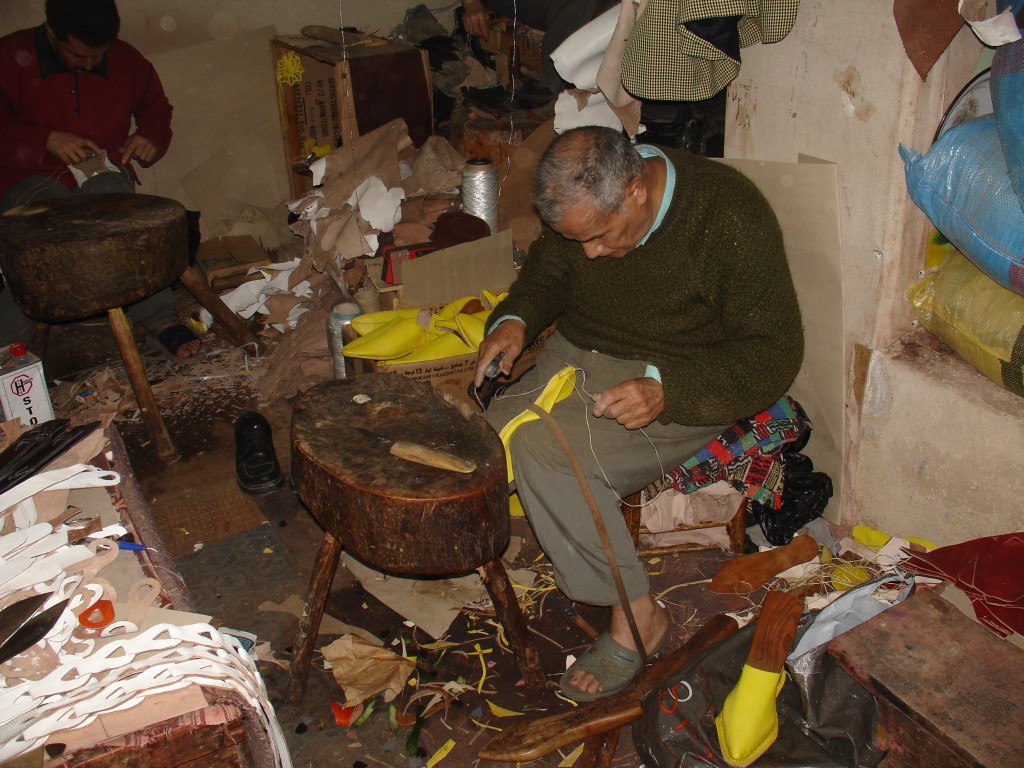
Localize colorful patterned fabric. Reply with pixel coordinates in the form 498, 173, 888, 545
657, 395, 811, 508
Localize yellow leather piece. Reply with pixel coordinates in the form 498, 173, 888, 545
497, 366, 576, 482
454, 313, 487, 349
509, 490, 525, 518
350, 308, 421, 337
378, 331, 474, 365
436, 295, 478, 320
853, 524, 937, 552
342, 317, 427, 360
714, 665, 786, 768
482, 289, 508, 309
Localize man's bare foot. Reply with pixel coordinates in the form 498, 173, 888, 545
154, 323, 201, 358
564, 593, 669, 697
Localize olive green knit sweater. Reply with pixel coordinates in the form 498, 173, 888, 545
492, 148, 804, 426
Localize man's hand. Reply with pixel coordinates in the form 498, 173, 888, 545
592, 377, 665, 430
474, 319, 525, 387
119, 133, 159, 165
462, 0, 491, 39
46, 131, 101, 164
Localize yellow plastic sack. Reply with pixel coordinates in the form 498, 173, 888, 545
908, 250, 1024, 398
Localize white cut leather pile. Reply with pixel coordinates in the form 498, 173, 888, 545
0, 463, 292, 766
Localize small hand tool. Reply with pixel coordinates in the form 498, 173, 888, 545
484, 350, 506, 379
355, 427, 477, 474
0, 592, 50, 650
0, 597, 70, 665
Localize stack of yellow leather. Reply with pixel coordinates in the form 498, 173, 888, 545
342, 290, 507, 365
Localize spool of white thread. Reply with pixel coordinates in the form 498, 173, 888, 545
461, 157, 499, 235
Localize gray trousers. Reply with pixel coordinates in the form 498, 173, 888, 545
0, 172, 176, 347
484, 333, 724, 606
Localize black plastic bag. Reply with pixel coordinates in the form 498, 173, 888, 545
749, 453, 833, 546
633, 616, 885, 768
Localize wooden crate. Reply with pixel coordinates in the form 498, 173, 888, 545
271, 33, 433, 198
448, 103, 543, 167
476, 17, 545, 88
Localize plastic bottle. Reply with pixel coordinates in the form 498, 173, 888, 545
326, 301, 362, 379
0, 342, 55, 426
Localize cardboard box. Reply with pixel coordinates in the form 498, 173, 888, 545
272, 34, 433, 198
195, 235, 271, 290
349, 229, 551, 409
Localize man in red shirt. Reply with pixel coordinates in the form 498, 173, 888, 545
0, 0, 199, 358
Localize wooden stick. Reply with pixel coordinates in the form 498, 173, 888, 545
745, 589, 804, 673
178, 265, 257, 348
107, 307, 176, 460
579, 729, 620, 768
480, 558, 546, 691
477, 614, 740, 763
287, 531, 342, 704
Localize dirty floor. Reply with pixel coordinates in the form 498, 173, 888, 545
40, 289, 754, 768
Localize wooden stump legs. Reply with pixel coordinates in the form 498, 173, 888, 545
286, 532, 547, 704
179, 265, 257, 349
287, 531, 342, 705
479, 557, 546, 690
107, 307, 176, 460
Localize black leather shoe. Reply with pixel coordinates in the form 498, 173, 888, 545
235, 411, 284, 495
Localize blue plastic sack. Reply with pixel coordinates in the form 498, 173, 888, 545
900, 115, 1024, 297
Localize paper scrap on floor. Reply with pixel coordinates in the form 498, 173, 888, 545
341, 552, 536, 639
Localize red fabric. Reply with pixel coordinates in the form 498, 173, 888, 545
901, 532, 1024, 637
0, 26, 173, 197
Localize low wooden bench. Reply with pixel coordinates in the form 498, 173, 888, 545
829, 588, 1024, 767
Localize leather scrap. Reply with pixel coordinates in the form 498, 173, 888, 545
893, 0, 966, 81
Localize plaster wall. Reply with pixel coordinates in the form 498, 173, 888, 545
725, 0, 1023, 543
0, 0, 437, 224
0, 0, 417, 51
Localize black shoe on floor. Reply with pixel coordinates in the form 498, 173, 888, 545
235, 411, 284, 495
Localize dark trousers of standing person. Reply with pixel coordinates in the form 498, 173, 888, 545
0, 170, 177, 348
483, 0, 609, 94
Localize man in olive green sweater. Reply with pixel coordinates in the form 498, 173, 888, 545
474, 125, 803, 701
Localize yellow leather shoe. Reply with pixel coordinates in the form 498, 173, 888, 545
342, 317, 427, 360
714, 665, 786, 767
378, 330, 473, 365
497, 366, 576, 482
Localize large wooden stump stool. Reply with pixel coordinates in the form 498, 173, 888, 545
288, 373, 545, 703
0, 193, 256, 458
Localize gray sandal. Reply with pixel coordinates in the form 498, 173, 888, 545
559, 632, 644, 702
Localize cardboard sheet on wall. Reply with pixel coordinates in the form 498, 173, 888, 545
717, 156, 844, 521
135, 26, 290, 220
401, 229, 516, 307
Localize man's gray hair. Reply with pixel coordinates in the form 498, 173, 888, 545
532, 126, 644, 225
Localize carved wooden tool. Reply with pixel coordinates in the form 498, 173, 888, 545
709, 534, 820, 594
355, 427, 477, 474
477, 614, 740, 763
745, 589, 804, 674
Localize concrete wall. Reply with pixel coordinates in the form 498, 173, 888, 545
726, 0, 1024, 545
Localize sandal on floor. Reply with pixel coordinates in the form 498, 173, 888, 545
559, 632, 645, 703
155, 323, 200, 359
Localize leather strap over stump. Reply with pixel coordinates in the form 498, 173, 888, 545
525, 403, 648, 665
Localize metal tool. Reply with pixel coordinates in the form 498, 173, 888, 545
355, 427, 477, 474
0, 598, 70, 665
0, 592, 50, 650
484, 350, 506, 379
